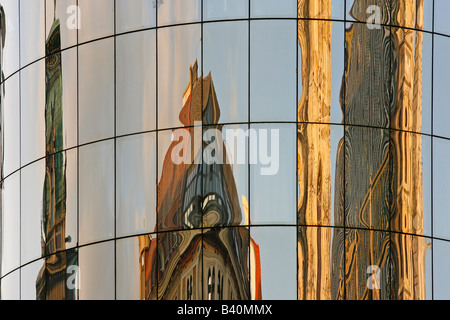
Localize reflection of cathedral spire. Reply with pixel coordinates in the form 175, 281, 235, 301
36, 6, 77, 300
139, 61, 260, 300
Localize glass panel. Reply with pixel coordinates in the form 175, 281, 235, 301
250, 20, 296, 122
1, 0, 20, 78
116, 30, 156, 136
343, 21, 391, 128
433, 35, 450, 139
158, 229, 202, 300
390, 29, 432, 135
299, 0, 344, 20
20, 59, 45, 166
78, 0, 114, 43
116, 133, 156, 238
250, 0, 297, 18
116, 235, 157, 300
298, 226, 335, 300
79, 38, 114, 145
390, 233, 432, 300
203, 227, 250, 300
46, 0, 78, 50
79, 140, 114, 245
2, 73, 20, 177
344, 126, 390, 231
250, 124, 296, 225
298, 20, 344, 125
392, 0, 433, 30
203, 0, 248, 21
157, 126, 201, 231
1, 173, 20, 277
435, 0, 450, 35
157, 0, 201, 26
20, 259, 44, 300
433, 239, 450, 300
0, 269, 19, 300
202, 124, 249, 228
158, 24, 201, 130
19, 0, 45, 67
203, 21, 248, 125
20, 159, 46, 265
116, 0, 156, 33
344, 229, 391, 300
60, 48, 78, 150
298, 124, 344, 228
41, 149, 78, 254
45, 48, 78, 153
79, 241, 115, 300
390, 131, 431, 236
252, 226, 296, 300
433, 138, 450, 241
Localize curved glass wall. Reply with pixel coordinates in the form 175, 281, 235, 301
0, 0, 448, 300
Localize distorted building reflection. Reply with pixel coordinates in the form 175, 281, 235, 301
331, 0, 429, 300
35, 2, 77, 300
139, 61, 261, 300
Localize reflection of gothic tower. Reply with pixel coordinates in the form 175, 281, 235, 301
35, 3, 77, 300
297, 0, 332, 300
332, 0, 428, 300
139, 62, 260, 300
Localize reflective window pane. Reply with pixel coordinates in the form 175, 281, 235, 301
204, 21, 248, 125
435, 0, 450, 35
157, 0, 201, 26
116, 236, 157, 300
251, 226, 296, 300
78, 0, 114, 43
116, 133, 156, 238
116, 0, 156, 33
116, 30, 156, 136
158, 24, 201, 130
1, 0, 20, 78
20, 259, 44, 300
390, 132, 431, 237
344, 126, 390, 231
299, 227, 335, 300
19, 0, 45, 67
298, 0, 344, 20
20, 159, 46, 265
158, 230, 202, 300
46, 0, 78, 49
203, 0, 248, 21
21, 59, 45, 166
1, 173, 20, 277
202, 124, 249, 228
250, 20, 296, 122
0, 269, 19, 300
250, 124, 296, 225
434, 35, 450, 139
79, 241, 115, 300
60, 48, 78, 150
79, 38, 114, 145
433, 239, 450, 300
2, 73, 20, 177
79, 140, 115, 245
433, 138, 450, 241
250, 0, 297, 18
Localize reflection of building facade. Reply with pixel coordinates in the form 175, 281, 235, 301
35, 4, 77, 300
331, 0, 429, 300
297, 0, 333, 300
138, 61, 260, 300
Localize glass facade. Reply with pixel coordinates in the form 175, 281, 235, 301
0, 0, 448, 300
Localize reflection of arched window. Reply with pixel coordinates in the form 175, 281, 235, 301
217, 270, 223, 300
207, 267, 216, 300
207, 269, 212, 300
